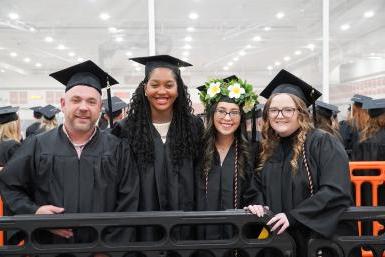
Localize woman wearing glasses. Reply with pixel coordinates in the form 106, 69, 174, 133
196, 76, 259, 243
246, 70, 357, 257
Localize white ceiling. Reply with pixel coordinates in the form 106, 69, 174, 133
0, 0, 384, 92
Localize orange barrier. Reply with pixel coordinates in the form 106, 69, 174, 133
349, 161, 385, 257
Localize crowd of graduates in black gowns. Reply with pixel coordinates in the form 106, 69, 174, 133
0, 54, 384, 256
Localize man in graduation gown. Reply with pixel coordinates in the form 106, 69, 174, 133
0, 60, 139, 245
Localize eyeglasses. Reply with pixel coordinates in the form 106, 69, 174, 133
215, 109, 241, 119
267, 107, 297, 118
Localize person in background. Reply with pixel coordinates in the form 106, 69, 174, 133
0, 106, 21, 170
31, 104, 61, 135
102, 96, 128, 131
26, 106, 42, 137
314, 100, 342, 141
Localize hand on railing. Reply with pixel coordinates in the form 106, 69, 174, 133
35, 205, 74, 239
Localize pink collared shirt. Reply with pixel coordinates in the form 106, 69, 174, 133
62, 125, 97, 158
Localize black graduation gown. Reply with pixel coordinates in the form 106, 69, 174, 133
0, 140, 20, 167
112, 116, 204, 241
25, 121, 41, 138
253, 129, 356, 257
0, 125, 139, 244
196, 143, 258, 240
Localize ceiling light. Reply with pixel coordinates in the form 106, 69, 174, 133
125, 51, 133, 56
223, 66, 229, 71
186, 27, 195, 32
8, 13, 19, 20
283, 56, 291, 61
57, 44, 66, 50
267, 66, 273, 71
239, 50, 246, 56
115, 37, 123, 42
108, 27, 118, 33
185, 36, 192, 42
189, 12, 199, 20
294, 50, 302, 55
307, 44, 315, 51
35, 63, 42, 67
29, 27, 36, 32
340, 24, 350, 31
77, 57, 84, 62
182, 51, 189, 56
99, 13, 110, 20
245, 44, 252, 49
252, 36, 261, 41
183, 44, 192, 49
363, 11, 374, 18
276, 12, 285, 19
23, 57, 31, 63
264, 26, 271, 31
274, 61, 281, 66
227, 62, 233, 66
68, 52, 75, 57
10, 52, 17, 57
233, 57, 239, 61
370, 52, 376, 56
0, 69, 5, 73
368, 56, 382, 60
44, 36, 54, 43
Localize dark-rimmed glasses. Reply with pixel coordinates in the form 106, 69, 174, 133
267, 107, 297, 118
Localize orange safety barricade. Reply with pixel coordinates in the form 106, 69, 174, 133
349, 161, 385, 257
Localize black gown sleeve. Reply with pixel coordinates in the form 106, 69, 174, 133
0, 140, 21, 167
0, 137, 40, 214
289, 131, 353, 238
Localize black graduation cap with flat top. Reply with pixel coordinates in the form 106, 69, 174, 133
315, 101, 339, 118
102, 96, 128, 117
130, 55, 192, 77
0, 106, 19, 124
39, 104, 61, 120
351, 94, 372, 107
362, 98, 385, 118
49, 60, 119, 127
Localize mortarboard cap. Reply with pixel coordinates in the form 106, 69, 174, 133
30, 106, 42, 112
260, 69, 322, 107
351, 94, 372, 106
315, 101, 339, 118
102, 96, 128, 114
130, 55, 192, 77
362, 98, 385, 118
39, 104, 61, 120
0, 106, 19, 124
49, 60, 119, 94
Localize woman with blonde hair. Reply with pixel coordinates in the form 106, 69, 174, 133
246, 70, 357, 257
0, 106, 21, 168
32, 104, 60, 135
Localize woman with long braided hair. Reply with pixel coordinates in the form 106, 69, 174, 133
196, 76, 258, 244
246, 70, 358, 257
112, 55, 204, 242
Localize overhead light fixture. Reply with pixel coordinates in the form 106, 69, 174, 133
283, 56, 291, 61
8, 13, 19, 20
182, 51, 189, 56
363, 11, 374, 18
252, 36, 261, 41
57, 44, 67, 50
368, 56, 382, 60
184, 36, 192, 42
0, 69, 5, 73
233, 57, 239, 61
294, 50, 302, 55
68, 52, 75, 57
239, 50, 246, 56
99, 13, 110, 20
274, 61, 281, 66
340, 24, 350, 31
108, 27, 118, 33
267, 66, 273, 71
227, 61, 234, 66
77, 57, 84, 62
44, 36, 54, 43
125, 51, 133, 56
183, 44, 192, 49
35, 63, 42, 67
245, 44, 252, 49
276, 12, 285, 19
23, 57, 31, 63
223, 66, 229, 71
186, 27, 195, 32
115, 36, 124, 42
307, 44, 315, 51
29, 27, 36, 32
264, 26, 271, 31
10, 52, 18, 57
189, 12, 199, 20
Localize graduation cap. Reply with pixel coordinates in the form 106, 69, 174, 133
39, 104, 61, 120
130, 55, 192, 77
260, 69, 322, 107
102, 96, 128, 115
315, 101, 339, 119
0, 106, 19, 124
351, 94, 372, 107
30, 106, 42, 118
362, 98, 385, 118
49, 60, 119, 127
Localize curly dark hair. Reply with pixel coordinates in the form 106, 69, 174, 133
120, 69, 202, 172
201, 102, 250, 179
